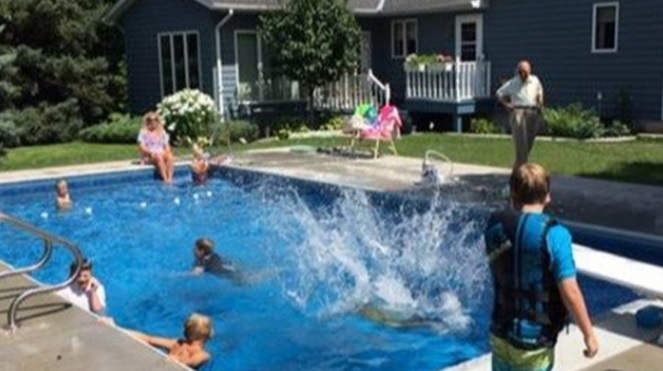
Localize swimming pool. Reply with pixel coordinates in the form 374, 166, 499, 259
0, 167, 641, 371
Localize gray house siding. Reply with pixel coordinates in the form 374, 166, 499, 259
485, 0, 663, 124
361, 13, 456, 103
120, 0, 217, 114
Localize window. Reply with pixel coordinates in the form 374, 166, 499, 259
158, 31, 201, 96
235, 30, 296, 102
392, 19, 417, 58
455, 14, 483, 61
592, 3, 619, 52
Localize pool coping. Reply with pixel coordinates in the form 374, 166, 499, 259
1, 152, 663, 370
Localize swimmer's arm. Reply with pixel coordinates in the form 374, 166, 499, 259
192, 266, 204, 276
126, 329, 177, 350
183, 350, 210, 368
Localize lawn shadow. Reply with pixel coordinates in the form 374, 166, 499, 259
577, 161, 663, 187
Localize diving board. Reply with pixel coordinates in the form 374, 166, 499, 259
574, 243, 663, 298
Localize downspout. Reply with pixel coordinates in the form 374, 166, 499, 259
215, 9, 234, 120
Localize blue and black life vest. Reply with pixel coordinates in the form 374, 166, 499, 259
485, 210, 569, 350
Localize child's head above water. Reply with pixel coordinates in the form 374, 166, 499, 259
55, 179, 69, 196
194, 238, 214, 257
184, 313, 213, 342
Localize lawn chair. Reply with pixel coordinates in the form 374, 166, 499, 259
349, 104, 402, 159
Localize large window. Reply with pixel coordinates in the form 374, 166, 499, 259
391, 19, 417, 58
158, 31, 201, 96
234, 30, 298, 102
592, 3, 619, 53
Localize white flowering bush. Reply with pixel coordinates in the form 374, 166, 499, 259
157, 89, 218, 145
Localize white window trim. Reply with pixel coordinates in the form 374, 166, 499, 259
455, 14, 484, 61
591, 2, 619, 53
234, 30, 263, 102
156, 30, 202, 97
391, 19, 418, 59
360, 30, 372, 72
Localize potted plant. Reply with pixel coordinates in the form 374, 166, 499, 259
428, 54, 454, 72
404, 54, 426, 72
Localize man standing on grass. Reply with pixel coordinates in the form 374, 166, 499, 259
496, 60, 544, 170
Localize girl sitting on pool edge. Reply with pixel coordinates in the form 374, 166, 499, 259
126, 313, 213, 370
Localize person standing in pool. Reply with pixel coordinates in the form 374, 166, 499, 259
57, 259, 106, 315
484, 163, 598, 370
55, 179, 73, 210
126, 313, 212, 370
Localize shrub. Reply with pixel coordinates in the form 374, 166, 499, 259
543, 103, 604, 139
0, 112, 19, 160
604, 120, 632, 137
320, 115, 345, 131
157, 89, 218, 144
79, 113, 142, 144
216, 120, 260, 144
470, 118, 501, 134
13, 99, 84, 145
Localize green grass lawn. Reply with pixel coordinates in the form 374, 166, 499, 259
2, 135, 663, 186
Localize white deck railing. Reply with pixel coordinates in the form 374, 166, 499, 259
236, 71, 391, 112
406, 61, 491, 102
314, 70, 390, 111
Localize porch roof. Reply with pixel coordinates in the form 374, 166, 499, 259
106, 0, 486, 22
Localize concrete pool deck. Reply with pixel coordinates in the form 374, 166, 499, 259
1, 148, 663, 370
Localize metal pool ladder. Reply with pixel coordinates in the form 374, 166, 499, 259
0, 212, 84, 332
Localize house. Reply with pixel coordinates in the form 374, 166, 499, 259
107, 0, 663, 132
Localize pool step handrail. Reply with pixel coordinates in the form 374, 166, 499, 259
0, 213, 84, 332
419, 149, 454, 186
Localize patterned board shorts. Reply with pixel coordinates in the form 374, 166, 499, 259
490, 334, 554, 371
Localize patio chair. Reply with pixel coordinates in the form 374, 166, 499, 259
349, 104, 402, 159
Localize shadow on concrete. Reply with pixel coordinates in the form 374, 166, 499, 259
0, 302, 71, 324
577, 161, 663, 188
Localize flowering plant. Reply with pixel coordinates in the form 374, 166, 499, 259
436, 54, 454, 63
157, 89, 218, 146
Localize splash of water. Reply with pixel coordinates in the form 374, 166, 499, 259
253, 180, 491, 333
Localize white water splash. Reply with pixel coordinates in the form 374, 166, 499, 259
253, 182, 490, 333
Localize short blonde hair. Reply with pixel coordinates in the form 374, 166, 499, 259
184, 313, 213, 342
142, 111, 162, 127
510, 163, 550, 205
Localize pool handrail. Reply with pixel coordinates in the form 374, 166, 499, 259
0, 213, 84, 332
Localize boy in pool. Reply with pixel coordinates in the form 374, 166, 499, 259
192, 238, 241, 282
127, 313, 212, 370
55, 179, 72, 210
190, 143, 209, 185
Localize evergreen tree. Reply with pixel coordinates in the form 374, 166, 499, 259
0, 0, 126, 145
260, 0, 361, 120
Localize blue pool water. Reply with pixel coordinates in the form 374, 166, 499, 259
0, 168, 641, 371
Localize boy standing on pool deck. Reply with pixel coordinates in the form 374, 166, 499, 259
484, 163, 598, 370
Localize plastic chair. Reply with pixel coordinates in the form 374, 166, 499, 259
349, 104, 402, 159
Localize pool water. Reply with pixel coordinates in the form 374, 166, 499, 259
0, 169, 640, 371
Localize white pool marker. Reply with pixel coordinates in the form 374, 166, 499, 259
174, 197, 181, 205
139, 202, 147, 208
41, 212, 49, 219
193, 193, 200, 200
206, 191, 212, 198
85, 207, 93, 215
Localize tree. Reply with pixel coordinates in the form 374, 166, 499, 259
0, 24, 18, 159
0, 0, 126, 145
259, 0, 361, 120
